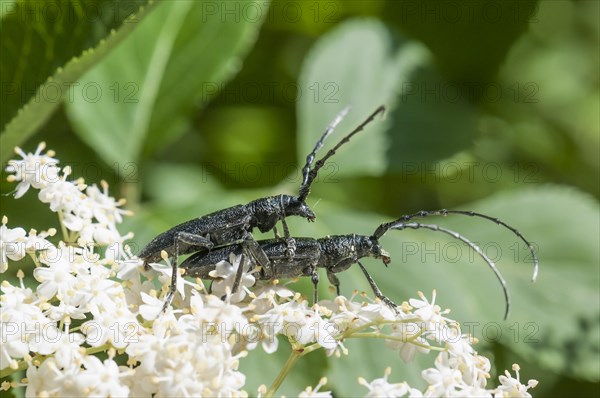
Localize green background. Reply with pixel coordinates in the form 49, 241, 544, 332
1, 0, 598, 396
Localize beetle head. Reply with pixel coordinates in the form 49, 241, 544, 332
282, 195, 316, 222
356, 235, 390, 265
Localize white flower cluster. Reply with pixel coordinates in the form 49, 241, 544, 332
5, 142, 132, 253
1, 144, 538, 397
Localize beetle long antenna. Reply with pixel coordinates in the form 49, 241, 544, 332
374, 209, 538, 282
443, 210, 538, 281
300, 106, 351, 191
388, 221, 511, 320
298, 105, 386, 201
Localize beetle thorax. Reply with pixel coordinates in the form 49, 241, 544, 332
249, 196, 284, 232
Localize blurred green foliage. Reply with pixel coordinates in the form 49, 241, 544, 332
1, 0, 598, 396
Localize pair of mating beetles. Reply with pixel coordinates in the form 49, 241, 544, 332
139, 106, 538, 319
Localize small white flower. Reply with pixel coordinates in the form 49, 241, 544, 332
5, 142, 60, 198
147, 254, 188, 303
33, 248, 78, 301
295, 308, 338, 350
359, 367, 416, 397
300, 377, 332, 397
77, 271, 127, 315
115, 253, 144, 281
324, 294, 396, 330
0, 282, 55, 370
0, 310, 31, 371
0, 216, 26, 272
125, 329, 166, 375
250, 282, 295, 315
252, 291, 293, 353
79, 356, 131, 397
86, 180, 131, 225
387, 322, 431, 363
37, 166, 86, 215
29, 325, 85, 369
22, 227, 56, 256
44, 300, 88, 321
0, 281, 42, 323
494, 364, 538, 398
422, 352, 464, 396
409, 290, 450, 333
458, 384, 494, 397
24, 358, 64, 397
81, 308, 140, 349
188, 292, 249, 338
139, 292, 170, 321
209, 253, 256, 302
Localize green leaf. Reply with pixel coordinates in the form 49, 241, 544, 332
297, 18, 407, 177
65, 0, 270, 167
142, 163, 227, 206
0, 0, 154, 165
297, 18, 478, 177
387, 65, 478, 164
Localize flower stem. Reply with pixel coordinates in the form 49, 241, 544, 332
0, 344, 112, 379
265, 349, 302, 398
57, 210, 70, 242
0, 354, 42, 379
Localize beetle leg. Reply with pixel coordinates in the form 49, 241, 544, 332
240, 234, 272, 278
278, 195, 297, 260
162, 232, 213, 312
279, 215, 297, 260
326, 271, 341, 297
311, 267, 319, 304
176, 231, 214, 249
357, 260, 399, 314
272, 224, 281, 239
230, 252, 247, 296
